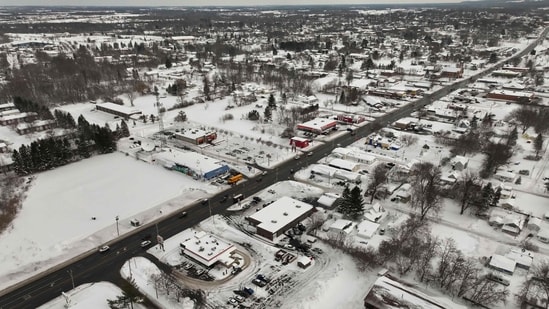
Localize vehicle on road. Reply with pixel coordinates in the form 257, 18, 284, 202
227, 174, 243, 185
294, 154, 301, 160
200, 199, 209, 205
130, 219, 140, 227
179, 211, 188, 218
233, 194, 244, 203
261, 171, 268, 176
220, 195, 228, 203
140, 240, 152, 248
307, 151, 313, 156
98, 245, 110, 253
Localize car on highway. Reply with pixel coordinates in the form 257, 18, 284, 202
98, 245, 110, 253
179, 211, 188, 218
220, 195, 229, 203
140, 240, 152, 248
307, 151, 313, 156
294, 154, 301, 160
261, 171, 268, 176
200, 199, 209, 205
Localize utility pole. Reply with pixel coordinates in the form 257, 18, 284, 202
155, 90, 166, 149
67, 269, 75, 290
115, 216, 119, 236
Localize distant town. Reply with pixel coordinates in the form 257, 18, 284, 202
0, 3, 548, 309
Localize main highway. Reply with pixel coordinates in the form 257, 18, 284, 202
0, 27, 546, 309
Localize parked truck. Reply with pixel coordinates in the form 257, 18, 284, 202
227, 174, 243, 185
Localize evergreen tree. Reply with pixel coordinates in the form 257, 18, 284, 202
339, 90, 346, 104
268, 94, 276, 109
348, 186, 365, 220
120, 120, 130, 137
77, 137, 90, 158
507, 126, 518, 147
203, 77, 211, 100
165, 57, 173, 69
264, 106, 272, 120
534, 133, 543, 158
338, 185, 352, 217
11, 150, 23, 175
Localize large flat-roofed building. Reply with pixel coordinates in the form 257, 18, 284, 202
154, 149, 229, 180
297, 118, 338, 134
96, 102, 142, 119
173, 128, 217, 145
246, 196, 315, 241
179, 230, 236, 267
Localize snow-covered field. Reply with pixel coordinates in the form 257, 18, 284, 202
0, 152, 219, 291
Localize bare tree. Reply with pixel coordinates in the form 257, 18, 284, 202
416, 234, 440, 283
455, 170, 481, 215
517, 259, 549, 308
510, 105, 538, 134
126, 90, 137, 107
409, 162, 442, 220
455, 257, 481, 298
367, 164, 388, 203
468, 275, 509, 306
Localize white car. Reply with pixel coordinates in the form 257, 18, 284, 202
261, 171, 268, 176
294, 154, 301, 160
140, 240, 152, 248
98, 245, 110, 253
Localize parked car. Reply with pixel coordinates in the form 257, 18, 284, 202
252, 278, 267, 287
140, 240, 152, 248
234, 295, 245, 303
227, 298, 238, 306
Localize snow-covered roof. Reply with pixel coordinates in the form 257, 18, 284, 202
329, 219, 353, 231
180, 230, 235, 267
328, 158, 359, 172
365, 276, 468, 309
489, 254, 516, 273
97, 102, 141, 115
311, 164, 337, 177
297, 255, 312, 266
506, 249, 534, 268
0, 112, 36, 121
452, 155, 469, 166
175, 128, 215, 141
291, 136, 309, 142
248, 196, 313, 234
297, 118, 337, 131
154, 150, 227, 175
317, 193, 340, 207
488, 89, 533, 98
356, 220, 380, 239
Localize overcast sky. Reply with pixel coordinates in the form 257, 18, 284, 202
2, 0, 462, 6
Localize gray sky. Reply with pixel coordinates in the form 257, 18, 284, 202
2, 0, 462, 6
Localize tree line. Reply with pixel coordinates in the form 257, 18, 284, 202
11, 111, 129, 175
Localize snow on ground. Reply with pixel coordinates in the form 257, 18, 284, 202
121, 257, 194, 309
37, 281, 144, 309
0, 152, 219, 291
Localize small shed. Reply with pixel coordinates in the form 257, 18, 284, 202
297, 256, 312, 269
488, 254, 516, 275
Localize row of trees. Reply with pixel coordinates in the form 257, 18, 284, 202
377, 217, 509, 306
11, 113, 128, 175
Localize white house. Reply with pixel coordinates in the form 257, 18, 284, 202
451, 156, 469, 171
356, 220, 380, 239
329, 219, 354, 235
488, 254, 516, 275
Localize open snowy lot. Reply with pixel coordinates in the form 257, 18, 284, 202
0, 152, 219, 291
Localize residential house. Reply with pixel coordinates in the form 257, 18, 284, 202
451, 156, 469, 171
488, 254, 516, 275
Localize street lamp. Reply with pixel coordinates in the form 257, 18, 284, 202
115, 216, 119, 236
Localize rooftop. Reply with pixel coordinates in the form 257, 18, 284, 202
248, 196, 313, 233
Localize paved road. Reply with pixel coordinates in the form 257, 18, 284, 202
0, 26, 546, 309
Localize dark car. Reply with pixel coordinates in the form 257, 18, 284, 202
200, 199, 208, 205
220, 195, 228, 203
252, 278, 267, 287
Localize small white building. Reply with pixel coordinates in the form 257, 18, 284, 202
488, 254, 516, 275
179, 230, 236, 268
356, 220, 380, 239
451, 156, 469, 171
329, 219, 354, 235
506, 249, 534, 270
297, 255, 313, 269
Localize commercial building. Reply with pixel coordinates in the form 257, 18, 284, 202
486, 90, 533, 102
173, 128, 217, 145
96, 102, 142, 119
289, 136, 310, 149
154, 149, 229, 180
246, 196, 315, 241
297, 118, 338, 135
179, 230, 237, 267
